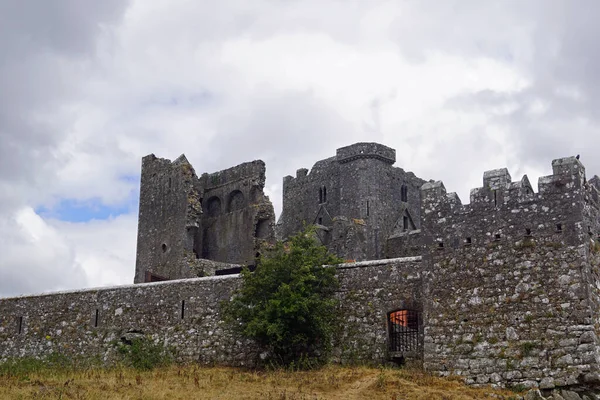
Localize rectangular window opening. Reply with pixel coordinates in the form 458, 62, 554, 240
437, 242, 444, 249
318, 217, 323, 225
494, 233, 501, 241
94, 309, 99, 328
465, 237, 472, 245
493, 190, 498, 207
525, 228, 532, 237
556, 223, 563, 233
403, 216, 409, 231
17, 316, 23, 335
181, 300, 185, 320
388, 310, 420, 354
366, 200, 370, 217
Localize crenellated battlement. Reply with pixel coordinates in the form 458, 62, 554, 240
420, 156, 600, 256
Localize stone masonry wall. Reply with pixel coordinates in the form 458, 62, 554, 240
134, 154, 201, 283
198, 160, 276, 265
0, 258, 422, 366
135, 155, 275, 283
421, 157, 600, 389
277, 142, 426, 261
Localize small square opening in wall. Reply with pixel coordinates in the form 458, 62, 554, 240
465, 237, 472, 245
437, 242, 444, 249
556, 223, 563, 233
494, 233, 501, 241
525, 228, 532, 236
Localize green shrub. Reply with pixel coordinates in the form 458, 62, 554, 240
224, 226, 343, 368
117, 337, 173, 371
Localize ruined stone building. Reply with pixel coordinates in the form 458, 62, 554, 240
134, 154, 276, 282
277, 142, 426, 261
3, 142, 600, 395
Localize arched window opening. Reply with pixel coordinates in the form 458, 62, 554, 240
205, 196, 222, 217
388, 310, 420, 354
228, 190, 246, 212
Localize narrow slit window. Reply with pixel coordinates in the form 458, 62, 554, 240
438, 241, 444, 249
366, 200, 370, 216
493, 190, 497, 207
319, 187, 323, 203
168, 177, 172, 188
17, 316, 23, 335
323, 186, 327, 202
94, 309, 99, 328
181, 300, 185, 320
556, 223, 563, 233
401, 185, 408, 202
318, 217, 323, 225
403, 216, 409, 231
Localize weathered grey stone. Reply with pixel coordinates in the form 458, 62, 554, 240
134, 155, 276, 283
276, 142, 427, 260
540, 377, 556, 389
560, 390, 582, 400
524, 389, 546, 400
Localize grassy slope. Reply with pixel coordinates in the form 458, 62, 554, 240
0, 365, 521, 400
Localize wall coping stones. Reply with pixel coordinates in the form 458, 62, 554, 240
0, 274, 242, 302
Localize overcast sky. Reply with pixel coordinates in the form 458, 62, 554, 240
1, 0, 599, 297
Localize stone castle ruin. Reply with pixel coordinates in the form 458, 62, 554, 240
134, 154, 275, 281
3, 142, 600, 395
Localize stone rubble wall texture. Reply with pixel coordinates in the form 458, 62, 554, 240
420, 156, 600, 390
134, 155, 275, 283
0, 259, 422, 366
276, 142, 426, 261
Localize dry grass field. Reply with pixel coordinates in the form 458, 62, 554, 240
0, 364, 521, 400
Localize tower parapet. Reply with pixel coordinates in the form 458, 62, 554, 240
336, 142, 396, 165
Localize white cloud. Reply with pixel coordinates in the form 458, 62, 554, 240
2, 0, 600, 296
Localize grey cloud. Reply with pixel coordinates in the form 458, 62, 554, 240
0, 1, 130, 296
203, 89, 363, 215
408, 0, 600, 179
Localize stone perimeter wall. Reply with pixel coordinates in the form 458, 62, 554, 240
421, 157, 600, 389
0, 258, 422, 366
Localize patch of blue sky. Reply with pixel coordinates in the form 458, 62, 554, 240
36, 197, 136, 223
37, 175, 140, 223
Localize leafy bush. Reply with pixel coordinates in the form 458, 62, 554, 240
224, 226, 343, 368
117, 336, 174, 370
